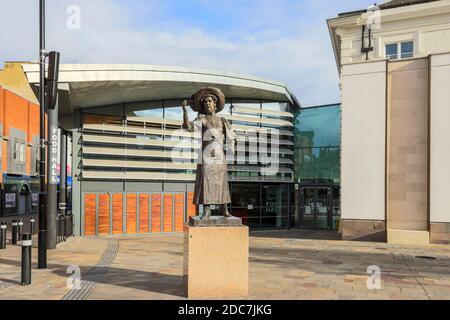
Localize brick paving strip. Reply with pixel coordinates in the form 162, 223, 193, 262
62, 239, 119, 300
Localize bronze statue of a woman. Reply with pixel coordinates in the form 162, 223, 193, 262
182, 87, 236, 219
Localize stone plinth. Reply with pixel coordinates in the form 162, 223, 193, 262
183, 218, 249, 299
189, 216, 243, 227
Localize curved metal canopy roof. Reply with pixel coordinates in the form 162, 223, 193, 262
22, 64, 300, 110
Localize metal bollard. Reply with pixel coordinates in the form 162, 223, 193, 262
18, 219, 24, 242
0, 222, 6, 249
30, 217, 36, 235
69, 214, 74, 237
12, 220, 18, 245
57, 214, 62, 244
63, 215, 67, 241
66, 214, 71, 237
21, 233, 32, 285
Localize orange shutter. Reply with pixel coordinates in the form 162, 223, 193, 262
112, 194, 123, 235
175, 194, 184, 232
84, 194, 96, 236
151, 194, 161, 233
139, 194, 149, 234
98, 194, 110, 235
163, 194, 173, 232
126, 194, 137, 234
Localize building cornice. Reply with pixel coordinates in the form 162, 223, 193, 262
328, 0, 450, 73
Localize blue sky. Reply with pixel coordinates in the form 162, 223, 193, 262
0, 0, 372, 106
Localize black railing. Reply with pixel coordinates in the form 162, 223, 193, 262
56, 211, 74, 244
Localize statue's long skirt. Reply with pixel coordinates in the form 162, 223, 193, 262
193, 162, 231, 205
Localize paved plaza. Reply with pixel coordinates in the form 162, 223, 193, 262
1, 230, 450, 300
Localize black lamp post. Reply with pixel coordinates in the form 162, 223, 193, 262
38, 0, 47, 269
38, 0, 60, 268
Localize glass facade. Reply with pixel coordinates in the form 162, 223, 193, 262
230, 182, 290, 230
294, 104, 341, 184
294, 104, 341, 230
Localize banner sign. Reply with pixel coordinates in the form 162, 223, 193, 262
5, 193, 16, 208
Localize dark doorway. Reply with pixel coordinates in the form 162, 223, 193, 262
299, 186, 333, 230
18, 183, 31, 215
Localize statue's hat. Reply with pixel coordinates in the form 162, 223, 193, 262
190, 87, 226, 114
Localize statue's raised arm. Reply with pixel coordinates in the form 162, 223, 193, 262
181, 99, 195, 132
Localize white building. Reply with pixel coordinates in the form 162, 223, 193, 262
328, 0, 450, 244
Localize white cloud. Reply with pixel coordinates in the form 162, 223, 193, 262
0, 0, 371, 106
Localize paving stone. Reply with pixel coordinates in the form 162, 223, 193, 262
1, 230, 450, 300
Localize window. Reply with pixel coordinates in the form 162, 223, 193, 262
12, 141, 25, 163
386, 43, 398, 60
386, 41, 414, 60
12, 142, 19, 161
401, 41, 414, 59
19, 144, 26, 162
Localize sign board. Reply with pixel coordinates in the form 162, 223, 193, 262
5, 193, 16, 208
49, 126, 59, 184
32, 193, 39, 207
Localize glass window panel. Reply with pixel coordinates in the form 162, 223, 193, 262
332, 185, 341, 217
294, 104, 340, 148
262, 102, 289, 112
262, 184, 288, 207
231, 183, 260, 207
164, 106, 183, 121
19, 143, 26, 162
231, 207, 260, 218
12, 142, 18, 161
386, 43, 398, 60
261, 206, 288, 217
126, 101, 163, 118
295, 147, 340, 183
401, 41, 414, 59
232, 99, 260, 110
164, 99, 197, 120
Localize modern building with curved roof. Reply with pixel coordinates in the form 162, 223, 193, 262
13, 63, 301, 236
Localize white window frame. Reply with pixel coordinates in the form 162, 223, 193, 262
19, 143, 26, 162
385, 41, 414, 60
12, 141, 19, 161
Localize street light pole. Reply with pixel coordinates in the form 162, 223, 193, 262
38, 0, 48, 269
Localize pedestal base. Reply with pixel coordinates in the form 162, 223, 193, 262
183, 224, 249, 299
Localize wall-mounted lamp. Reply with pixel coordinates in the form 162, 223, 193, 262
361, 25, 374, 60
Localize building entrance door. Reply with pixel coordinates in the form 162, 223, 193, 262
299, 187, 332, 229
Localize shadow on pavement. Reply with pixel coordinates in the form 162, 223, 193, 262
0, 255, 185, 298
250, 229, 341, 240
0, 278, 20, 285
52, 266, 185, 298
